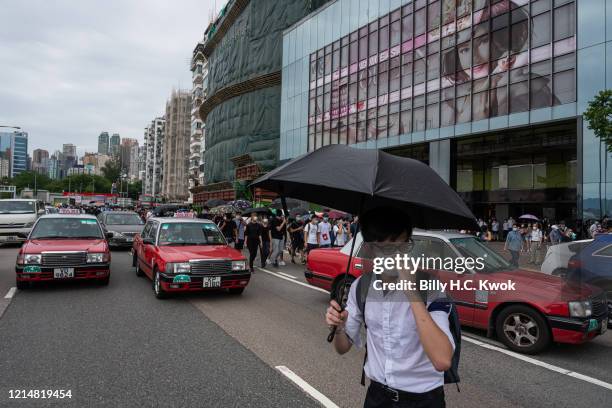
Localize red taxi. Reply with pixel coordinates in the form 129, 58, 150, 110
132, 218, 249, 298
306, 231, 608, 354
15, 214, 112, 289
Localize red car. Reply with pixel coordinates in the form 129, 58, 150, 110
15, 214, 112, 289
306, 231, 608, 354
132, 218, 249, 298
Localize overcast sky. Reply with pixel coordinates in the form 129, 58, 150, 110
0, 0, 219, 157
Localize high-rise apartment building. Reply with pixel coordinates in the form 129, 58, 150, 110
62, 143, 77, 159
32, 149, 49, 174
119, 138, 138, 174
188, 39, 208, 202
0, 130, 28, 177
143, 118, 165, 196
162, 90, 191, 201
110, 133, 121, 157
98, 132, 109, 155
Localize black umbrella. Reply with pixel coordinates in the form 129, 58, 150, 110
270, 197, 303, 210
205, 199, 226, 207
251, 144, 476, 230
242, 207, 272, 215
251, 144, 477, 343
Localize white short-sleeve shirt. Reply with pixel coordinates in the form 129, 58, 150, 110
344, 276, 455, 393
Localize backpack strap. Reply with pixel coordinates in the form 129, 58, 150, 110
355, 273, 373, 386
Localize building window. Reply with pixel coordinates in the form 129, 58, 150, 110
306, 1, 576, 151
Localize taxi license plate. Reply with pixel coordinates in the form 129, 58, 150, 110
601, 319, 608, 334
54, 268, 74, 278
202, 276, 221, 288
6, 236, 16, 241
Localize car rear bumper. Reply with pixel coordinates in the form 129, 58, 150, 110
159, 272, 251, 292
109, 238, 134, 248
16, 264, 110, 281
547, 314, 608, 344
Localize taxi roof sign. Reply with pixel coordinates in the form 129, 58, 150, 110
58, 208, 81, 214
174, 211, 196, 218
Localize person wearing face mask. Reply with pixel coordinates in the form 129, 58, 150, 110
318, 214, 332, 248
244, 213, 262, 273
304, 215, 320, 255
528, 223, 543, 265
504, 225, 524, 267
260, 218, 272, 267
234, 212, 246, 250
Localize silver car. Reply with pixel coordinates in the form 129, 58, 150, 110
97, 211, 145, 249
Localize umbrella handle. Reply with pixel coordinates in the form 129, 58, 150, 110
327, 326, 337, 343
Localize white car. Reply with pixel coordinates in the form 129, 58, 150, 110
540, 239, 592, 276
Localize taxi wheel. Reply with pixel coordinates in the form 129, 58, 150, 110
496, 305, 551, 354
153, 270, 167, 299
135, 257, 144, 277
228, 287, 245, 295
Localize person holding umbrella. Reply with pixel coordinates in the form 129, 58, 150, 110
325, 207, 454, 407
250, 145, 475, 406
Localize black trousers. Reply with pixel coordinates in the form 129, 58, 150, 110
364, 383, 445, 408
247, 242, 259, 270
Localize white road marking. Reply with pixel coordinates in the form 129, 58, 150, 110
275, 365, 340, 408
277, 271, 298, 280
257, 267, 330, 294
462, 335, 612, 391
4, 287, 16, 299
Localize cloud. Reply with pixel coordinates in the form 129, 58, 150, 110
0, 0, 217, 157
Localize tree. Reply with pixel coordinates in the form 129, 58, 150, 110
584, 90, 612, 218
584, 90, 612, 153
100, 158, 121, 183
12, 171, 52, 192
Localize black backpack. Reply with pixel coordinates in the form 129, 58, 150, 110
355, 272, 461, 389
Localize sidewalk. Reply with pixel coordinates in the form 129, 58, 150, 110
485, 241, 544, 272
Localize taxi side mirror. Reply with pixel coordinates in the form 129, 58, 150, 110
105, 232, 114, 239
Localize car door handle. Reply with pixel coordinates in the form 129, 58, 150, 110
354, 263, 363, 269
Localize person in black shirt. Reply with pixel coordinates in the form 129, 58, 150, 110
220, 214, 236, 244
288, 218, 305, 264
270, 214, 287, 267
260, 218, 272, 267
244, 213, 262, 273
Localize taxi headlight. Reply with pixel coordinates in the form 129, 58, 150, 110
87, 253, 106, 263
569, 300, 592, 318
167, 262, 191, 274
24, 254, 41, 264
232, 260, 247, 271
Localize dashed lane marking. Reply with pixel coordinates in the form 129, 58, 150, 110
257, 267, 329, 294
462, 335, 612, 391
275, 365, 340, 408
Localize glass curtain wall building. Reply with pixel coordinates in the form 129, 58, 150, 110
280, 0, 612, 224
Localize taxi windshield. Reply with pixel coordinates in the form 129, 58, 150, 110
30, 218, 103, 239
0, 201, 35, 214
105, 213, 143, 225
449, 237, 514, 272
158, 223, 226, 246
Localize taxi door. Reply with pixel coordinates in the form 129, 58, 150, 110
412, 236, 475, 325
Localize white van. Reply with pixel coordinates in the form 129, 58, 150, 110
0, 199, 45, 244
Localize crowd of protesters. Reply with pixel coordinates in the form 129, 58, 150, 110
191, 209, 357, 273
